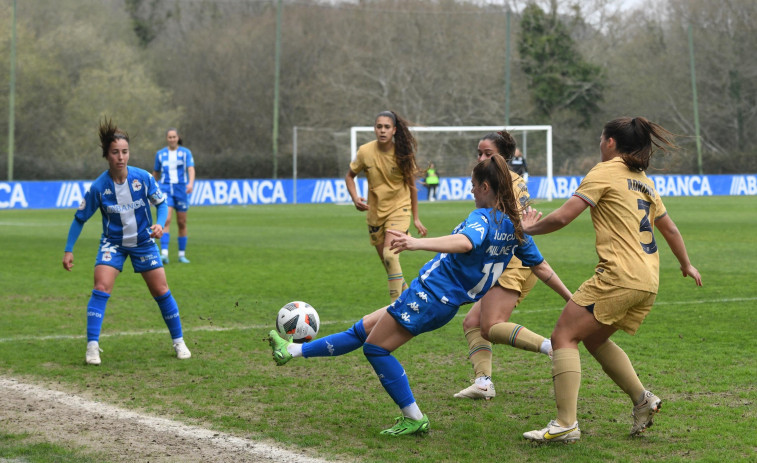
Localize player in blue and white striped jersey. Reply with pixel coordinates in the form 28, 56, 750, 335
269, 154, 569, 436
153, 128, 195, 264
63, 119, 191, 366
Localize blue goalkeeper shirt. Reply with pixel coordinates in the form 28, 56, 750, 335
416, 208, 544, 307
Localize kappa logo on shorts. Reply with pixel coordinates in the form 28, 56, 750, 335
407, 301, 420, 313
400, 312, 411, 322
416, 291, 428, 302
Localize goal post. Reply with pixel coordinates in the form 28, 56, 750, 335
349, 125, 553, 201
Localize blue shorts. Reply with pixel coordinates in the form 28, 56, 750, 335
386, 279, 459, 336
161, 183, 190, 212
95, 239, 164, 273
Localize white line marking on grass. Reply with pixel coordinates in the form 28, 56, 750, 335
0, 377, 332, 463
1, 296, 753, 344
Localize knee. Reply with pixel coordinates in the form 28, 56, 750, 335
363, 342, 389, 359
382, 247, 400, 270
462, 311, 478, 332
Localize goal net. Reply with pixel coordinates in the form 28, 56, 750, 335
349, 125, 554, 200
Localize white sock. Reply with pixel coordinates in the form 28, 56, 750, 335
540, 338, 552, 355
401, 402, 423, 421
286, 343, 303, 358
161, 249, 169, 257
172, 337, 184, 344
178, 250, 186, 258
475, 375, 493, 387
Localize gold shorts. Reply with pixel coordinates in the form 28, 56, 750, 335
369, 209, 411, 247
496, 266, 538, 306
571, 274, 657, 335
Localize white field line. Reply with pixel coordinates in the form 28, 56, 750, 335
0, 377, 332, 463
1, 296, 754, 344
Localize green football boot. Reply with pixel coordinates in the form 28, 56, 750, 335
380, 415, 430, 437
267, 330, 293, 366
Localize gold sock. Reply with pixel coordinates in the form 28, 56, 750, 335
383, 247, 404, 301
552, 348, 581, 427
464, 328, 493, 378
592, 340, 645, 403
488, 322, 545, 353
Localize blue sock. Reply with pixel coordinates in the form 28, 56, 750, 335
302, 319, 367, 358
178, 236, 187, 252
160, 233, 170, 252
155, 290, 183, 339
87, 290, 110, 342
363, 342, 415, 408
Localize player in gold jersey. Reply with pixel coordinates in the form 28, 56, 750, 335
521, 117, 702, 443
455, 130, 572, 400
345, 111, 427, 302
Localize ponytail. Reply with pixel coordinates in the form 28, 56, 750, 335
604, 117, 679, 171
99, 117, 129, 158
472, 154, 524, 242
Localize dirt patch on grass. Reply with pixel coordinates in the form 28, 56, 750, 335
0, 376, 333, 463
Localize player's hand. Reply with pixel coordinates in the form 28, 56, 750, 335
353, 197, 369, 211
521, 206, 542, 234
62, 252, 74, 271
150, 224, 164, 239
186, 183, 194, 194
414, 218, 428, 237
682, 264, 702, 286
388, 229, 418, 253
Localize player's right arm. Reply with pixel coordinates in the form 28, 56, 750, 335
345, 169, 368, 211
62, 218, 85, 271
522, 196, 588, 235
387, 229, 472, 254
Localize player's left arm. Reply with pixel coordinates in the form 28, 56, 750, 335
410, 183, 427, 237
655, 214, 702, 286
530, 259, 572, 301
186, 166, 195, 194
388, 229, 470, 254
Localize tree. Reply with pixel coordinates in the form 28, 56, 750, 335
518, 1, 604, 127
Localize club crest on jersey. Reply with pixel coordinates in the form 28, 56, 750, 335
132, 179, 142, 191
77, 199, 86, 210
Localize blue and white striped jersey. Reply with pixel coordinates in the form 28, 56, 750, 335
154, 146, 195, 185
416, 208, 544, 308
74, 167, 165, 248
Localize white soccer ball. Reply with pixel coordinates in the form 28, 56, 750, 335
276, 301, 320, 343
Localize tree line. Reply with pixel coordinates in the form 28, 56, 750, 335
1, 0, 754, 180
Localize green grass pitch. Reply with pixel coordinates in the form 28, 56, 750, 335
0, 195, 755, 462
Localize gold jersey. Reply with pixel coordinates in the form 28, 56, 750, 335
573, 157, 667, 293
506, 171, 531, 270
350, 140, 412, 226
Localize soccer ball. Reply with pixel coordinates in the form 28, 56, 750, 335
276, 301, 320, 343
